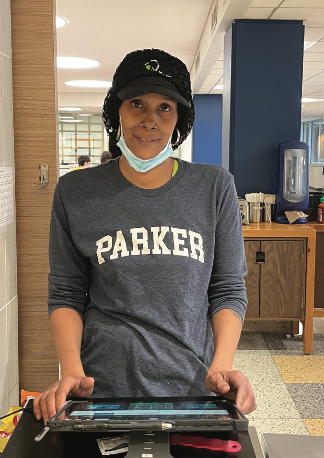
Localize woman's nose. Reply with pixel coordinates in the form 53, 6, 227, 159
140, 109, 157, 129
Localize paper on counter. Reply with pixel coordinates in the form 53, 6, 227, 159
285, 211, 308, 224
97, 435, 129, 455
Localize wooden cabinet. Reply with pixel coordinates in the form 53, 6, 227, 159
244, 240, 306, 320
307, 223, 324, 314
242, 223, 316, 354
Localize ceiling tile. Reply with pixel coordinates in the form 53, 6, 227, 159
209, 68, 224, 75
243, 7, 274, 19
303, 86, 324, 93
307, 72, 324, 81
305, 41, 324, 52
271, 8, 324, 24
303, 69, 324, 78
302, 105, 324, 115
283, 0, 324, 7
304, 52, 324, 62
302, 89, 324, 95
304, 27, 324, 42
249, 0, 281, 6
217, 51, 224, 61
304, 61, 324, 70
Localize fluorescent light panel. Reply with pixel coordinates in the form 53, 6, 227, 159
65, 80, 112, 88
56, 16, 69, 28
301, 98, 324, 103
59, 107, 82, 111
57, 57, 100, 69
60, 120, 83, 123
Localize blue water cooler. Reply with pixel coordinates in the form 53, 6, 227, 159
276, 141, 309, 224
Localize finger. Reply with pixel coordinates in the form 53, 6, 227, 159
45, 393, 58, 421
33, 394, 42, 420
55, 379, 73, 414
39, 391, 51, 424
207, 372, 231, 394
239, 392, 257, 415
235, 378, 256, 415
78, 377, 95, 397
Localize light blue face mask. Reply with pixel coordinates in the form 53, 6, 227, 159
117, 131, 173, 173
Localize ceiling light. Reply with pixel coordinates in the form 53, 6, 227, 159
59, 116, 73, 119
56, 16, 69, 28
65, 80, 112, 88
304, 41, 317, 51
59, 107, 82, 111
301, 98, 324, 103
57, 57, 100, 69
60, 120, 83, 123
213, 84, 223, 90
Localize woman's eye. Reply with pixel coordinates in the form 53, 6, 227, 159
131, 100, 142, 108
160, 105, 172, 112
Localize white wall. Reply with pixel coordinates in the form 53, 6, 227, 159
0, 0, 19, 416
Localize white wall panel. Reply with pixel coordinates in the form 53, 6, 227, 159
7, 296, 19, 393
0, 0, 18, 413
0, 0, 12, 57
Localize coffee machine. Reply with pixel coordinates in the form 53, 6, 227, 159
276, 140, 309, 224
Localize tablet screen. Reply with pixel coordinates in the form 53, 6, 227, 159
57, 396, 242, 422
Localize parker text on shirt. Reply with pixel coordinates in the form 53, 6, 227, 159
96, 226, 205, 264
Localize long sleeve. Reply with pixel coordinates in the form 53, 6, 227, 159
48, 181, 89, 316
208, 176, 247, 320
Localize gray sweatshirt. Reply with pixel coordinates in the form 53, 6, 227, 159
48, 158, 247, 397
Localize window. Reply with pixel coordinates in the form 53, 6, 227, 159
58, 114, 107, 172
301, 121, 324, 163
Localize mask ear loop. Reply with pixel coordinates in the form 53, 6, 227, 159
171, 128, 181, 146
116, 120, 122, 142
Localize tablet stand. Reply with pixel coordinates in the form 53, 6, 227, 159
125, 430, 173, 458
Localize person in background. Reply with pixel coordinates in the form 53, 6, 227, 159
100, 151, 113, 164
34, 48, 256, 423
71, 155, 91, 171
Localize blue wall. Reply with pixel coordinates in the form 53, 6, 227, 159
192, 94, 222, 165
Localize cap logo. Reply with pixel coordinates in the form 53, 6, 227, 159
145, 60, 160, 71
145, 59, 171, 78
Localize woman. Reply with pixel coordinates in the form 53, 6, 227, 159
34, 49, 256, 423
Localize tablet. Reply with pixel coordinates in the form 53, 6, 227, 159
47, 396, 248, 432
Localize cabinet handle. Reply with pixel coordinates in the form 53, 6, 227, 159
256, 251, 265, 263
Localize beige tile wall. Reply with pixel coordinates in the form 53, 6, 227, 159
0, 0, 19, 417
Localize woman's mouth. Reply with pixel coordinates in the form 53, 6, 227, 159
134, 135, 158, 144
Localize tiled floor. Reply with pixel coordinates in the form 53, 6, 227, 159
234, 318, 324, 437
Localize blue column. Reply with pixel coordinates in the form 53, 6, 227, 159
222, 19, 304, 197
192, 94, 222, 165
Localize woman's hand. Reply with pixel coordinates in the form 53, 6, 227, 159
33, 375, 95, 423
205, 369, 256, 415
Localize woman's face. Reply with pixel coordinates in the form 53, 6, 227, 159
119, 93, 178, 159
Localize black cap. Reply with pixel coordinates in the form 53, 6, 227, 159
102, 49, 195, 150
117, 75, 191, 108
112, 49, 192, 108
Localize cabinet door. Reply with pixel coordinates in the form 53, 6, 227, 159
260, 241, 305, 319
244, 241, 260, 318
314, 232, 324, 309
